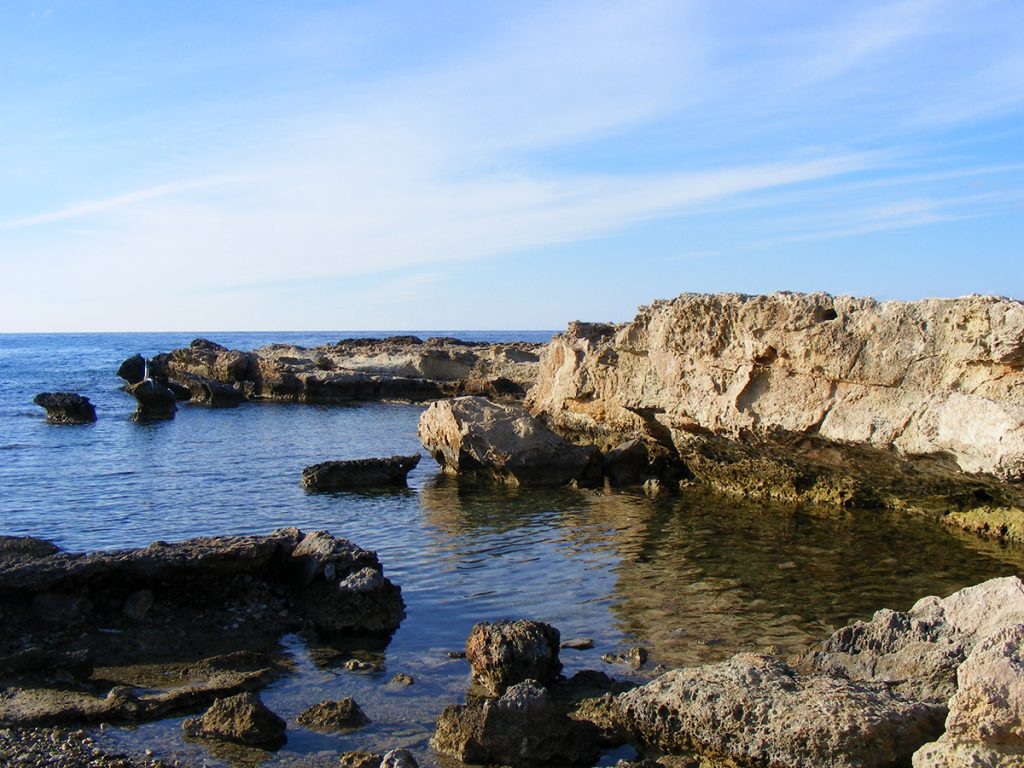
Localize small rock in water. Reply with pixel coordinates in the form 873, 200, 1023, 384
339, 751, 385, 768
296, 698, 369, 731
447, 650, 467, 659
343, 659, 378, 672
380, 749, 418, 768
389, 673, 415, 686
561, 637, 595, 650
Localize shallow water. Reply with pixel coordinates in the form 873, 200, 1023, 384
2, 332, 1023, 765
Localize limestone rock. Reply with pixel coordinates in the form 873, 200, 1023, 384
32, 393, 97, 424
182, 691, 286, 748
380, 749, 418, 768
432, 680, 604, 765
301, 455, 420, 491
418, 396, 601, 487
614, 654, 945, 768
296, 698, 369, 731
528, 292, 1024, 482
127, 379, 177, 422
465, 619, 562, 696
603, 439, 650, 485
116, 353, 147, 385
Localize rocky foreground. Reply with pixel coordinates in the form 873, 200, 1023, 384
418, 292, 1024, 541
121, 336, 542, 406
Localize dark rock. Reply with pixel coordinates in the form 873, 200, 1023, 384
432, 680, 604, 765
182, 691, 286, 748
121, 589, 154, 621
127, 379, 177, 422
561, 638, 595, 651
173, 372, 245, 407
603, 439, 649, 485
381, 749, 418, 768
466, 620, 562, 696
32, 393, 97, 424
301, 455, 421, 491
296, 698, 369, 731
116, 354, 146, 385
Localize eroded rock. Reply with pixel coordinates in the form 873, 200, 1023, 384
32, 393, 97, 424
126, 379, 177, 422
296, 698, 369, 731
466, 619, 562, 696
182, 691, 286, 748
301, 455, 421, 491
418, 396, 601, 487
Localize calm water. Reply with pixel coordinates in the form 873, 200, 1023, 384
2, 332, 1023, 766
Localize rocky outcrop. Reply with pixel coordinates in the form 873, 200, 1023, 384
418, 396, 602, 487
0, 529, 403, 727
182, 691, 286, 748
466, 620, 563, 696
296, 698, 369, 731
126, 379, 177, 421
614, 654, 944, 768
124, 336, 542, 405
32, 392, 96, 424
301, 455, 421, 491
527, 293, 1024, 536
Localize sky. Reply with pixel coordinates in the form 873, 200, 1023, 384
1, 0, 1022, 332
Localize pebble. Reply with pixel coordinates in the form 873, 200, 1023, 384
0, 726, 174, 767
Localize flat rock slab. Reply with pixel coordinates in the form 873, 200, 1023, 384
301, 455, 420, 490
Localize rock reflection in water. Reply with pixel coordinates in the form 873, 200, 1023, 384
419, 478, 1024, 670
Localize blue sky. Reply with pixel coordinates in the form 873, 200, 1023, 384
1, 0, 1022, 331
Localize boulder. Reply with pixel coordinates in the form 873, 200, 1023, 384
381, 749, 419, 768
127, 379, 177, 422
432, 680, 604, 765
296, 698, 369, 731
32, 393, 96, 424
301, 455, 421, 491
914, 623, 1024, 767
337, 748, 419, 768
603, 439, 649, 485
418, 396, 602, 487
614, 654, 945, 768
182, 691, 286, 748
116, 353, 146, 385
466, 620, 562, 696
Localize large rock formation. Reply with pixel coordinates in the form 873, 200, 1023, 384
527, 293, 1024, 534
0, 529, 404, 727
125, 336, 542, 405
418, 396, 602, 487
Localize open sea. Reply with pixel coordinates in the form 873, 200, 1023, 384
2, 331, 1023, 765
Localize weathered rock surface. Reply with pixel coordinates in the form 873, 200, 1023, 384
614, 653, 945, 768
466, 619, 563, 696
182, 691, 286, 748
799, 576, 1024, 704
126, 379, 177, 421
32, 392, 97, 424
527, 293, 1024, 536
418, 396, 602, 487
125, 336, 542, 405
301, 455, 421, 491
0, 529, 403, 726
296, 698, 369, 731
914, 623, 1024, 767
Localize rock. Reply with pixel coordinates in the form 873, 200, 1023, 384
32, 393, 96, 424
614, 654, 945, 768
182, 691, 286, 748
296, 698, 369, 731
799, 576, 1024, 704
142, 336, 541, 405
301, 455, 421, 491
116, 354, 146, 385
526, 293, 1024, 537
466, 620, 562, 696
432, 680, 605, 765
603, 440, 649, 485
913, 623, 1024, 767
418, 396, 602, 487
126, 379, 177, 422
339, 751, 385, 768
561, 638, 594, 651
389, 673, 414, 686
121, 590, 153, 621
173, 372, 245, 407
380, 749, 418, 768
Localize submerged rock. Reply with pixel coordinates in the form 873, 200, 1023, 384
301, 455, 421, 491
296, 698, 369, 731
182, 691, 286, 748
466, 619, 563, 696
614, 653, 944, 768
126, 379, 177, 421
418, 396, 602, 487
32, 392, 97, 424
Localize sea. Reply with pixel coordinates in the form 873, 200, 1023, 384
2, 331, 1023, 765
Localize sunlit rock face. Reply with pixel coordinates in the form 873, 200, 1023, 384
529, 292, 1024, 482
